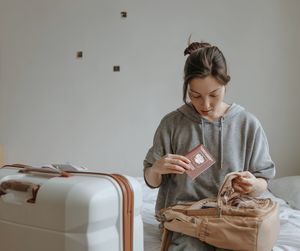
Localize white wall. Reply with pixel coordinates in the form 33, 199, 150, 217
0, 0, 299, 177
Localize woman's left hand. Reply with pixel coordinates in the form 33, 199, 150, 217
232, 171, 258, 195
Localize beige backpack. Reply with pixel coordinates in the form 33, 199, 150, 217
158, 172, 280, 251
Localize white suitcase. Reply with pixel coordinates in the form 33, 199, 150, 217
0, 164, 143, 251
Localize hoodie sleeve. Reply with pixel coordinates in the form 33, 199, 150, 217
248, 123, 276, 181
143, 117, 173, 188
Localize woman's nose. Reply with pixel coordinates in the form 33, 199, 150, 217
202, 98, 210, 109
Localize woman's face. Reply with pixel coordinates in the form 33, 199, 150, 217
188, 76, 227, 120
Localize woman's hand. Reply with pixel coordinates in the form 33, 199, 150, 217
151, 154, 194, 175
144, 154, 193, 188
232, 171, 267, 196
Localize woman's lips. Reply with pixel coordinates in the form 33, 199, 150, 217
200, 109, 213, 115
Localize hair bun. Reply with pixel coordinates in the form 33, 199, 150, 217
184, 42, 212, 56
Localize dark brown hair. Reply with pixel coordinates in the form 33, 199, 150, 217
183, 41, 231, 104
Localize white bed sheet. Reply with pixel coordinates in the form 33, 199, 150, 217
136, 177, 300, 251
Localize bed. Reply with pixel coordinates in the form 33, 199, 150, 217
137, 176, 300, 251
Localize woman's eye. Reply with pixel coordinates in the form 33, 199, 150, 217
188, 92, 200, 98
210, 94, 218, 98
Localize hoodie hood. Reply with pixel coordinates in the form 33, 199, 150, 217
177, 102, 245, 124
177, 103, 245, 169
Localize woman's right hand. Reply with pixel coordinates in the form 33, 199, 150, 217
151, 154, 194, 175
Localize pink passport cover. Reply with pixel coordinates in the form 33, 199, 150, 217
185, 144, 216, 180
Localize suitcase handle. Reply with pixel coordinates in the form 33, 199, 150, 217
0, 180, 40, 203
18, 167, 72, 177
2, 164, 72, 177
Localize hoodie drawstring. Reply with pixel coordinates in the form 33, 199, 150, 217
201, 117, 224, 169
201, 119, 206, 146
220, 117, 224, 169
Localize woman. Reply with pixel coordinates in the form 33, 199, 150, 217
143, 41, 275, 250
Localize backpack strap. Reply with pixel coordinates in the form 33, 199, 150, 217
217, 172, 241, 210
160, 228, 173, 251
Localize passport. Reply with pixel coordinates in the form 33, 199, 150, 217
185, 144, 216, 180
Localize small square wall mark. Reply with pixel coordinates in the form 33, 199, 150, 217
113, 65, 120, 72
121, 11, 127, 18
76, 51, 83, 59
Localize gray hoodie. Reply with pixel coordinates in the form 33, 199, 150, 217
144, 103, 275, 213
